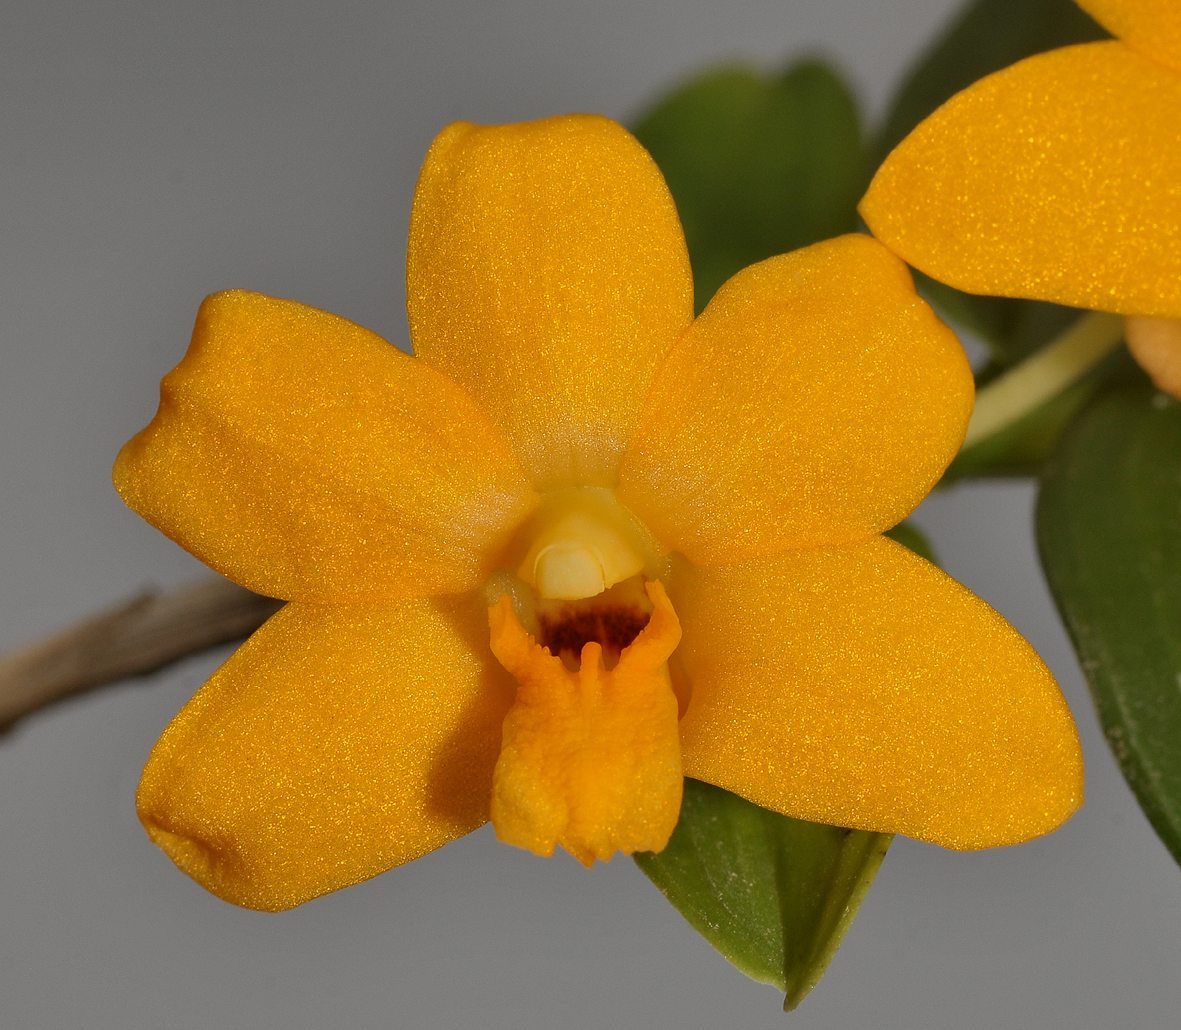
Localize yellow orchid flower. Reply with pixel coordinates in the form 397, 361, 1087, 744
113, 113, 1083, 913
860, 0, 1181, 394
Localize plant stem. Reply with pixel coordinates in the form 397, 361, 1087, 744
0, 578, 282, 731
962, 311, 1125, 449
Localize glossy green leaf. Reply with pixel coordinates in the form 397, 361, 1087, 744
633, 59, 864, 311
1038, 380, 1181, 865
635, 780, 891, 1010
874, 0, 1107, 366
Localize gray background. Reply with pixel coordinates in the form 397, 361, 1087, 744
2, 0, 1178, 1027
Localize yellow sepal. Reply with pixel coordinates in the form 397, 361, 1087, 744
136, 593, 515, 911
407, 115, 694, 490
1076, 0, 1181, 72
1126, 317, 1181, 399
115, 291, 537, 602
861, 42, 1181, 318
619, 235, 971, 565
672, 538, 1083, 849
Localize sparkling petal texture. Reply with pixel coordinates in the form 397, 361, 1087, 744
114, 291, 538, 602
136, 594, 515, 912
618, 235, 971, 566
487, 580, 683, 866
860, 43, 1181, 318
672, 537, 1084, 849
120, 111, 1086, 905
1075, 0, 1181, 72
407, 114, 695, 490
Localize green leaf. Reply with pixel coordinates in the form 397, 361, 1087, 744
633, 59, 864, 311
1038, 380, 1181, 865
874, 0, 1107, 365
635, 779, 892, 1010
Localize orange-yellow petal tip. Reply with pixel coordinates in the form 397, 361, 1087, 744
488, 582, 683, 865
861, 43, 1181, 318
135, 793, 260, 909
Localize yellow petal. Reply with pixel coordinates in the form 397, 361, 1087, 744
487, 580, 683, 866
671, 537, 1083, 849
1126, 316, 1181, 398
861, 42, 1181, 318
617, 235, 971, 566
136, 593, 516, 911
1075, 0, 1181, 72
114, 291, 537, 602
407, 115, 695, 490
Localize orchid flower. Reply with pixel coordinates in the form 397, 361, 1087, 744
114, 114, 1083, 912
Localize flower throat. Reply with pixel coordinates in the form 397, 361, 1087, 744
484, 487, 684, 865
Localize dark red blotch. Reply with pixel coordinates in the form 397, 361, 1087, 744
538, 605, 650, 664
